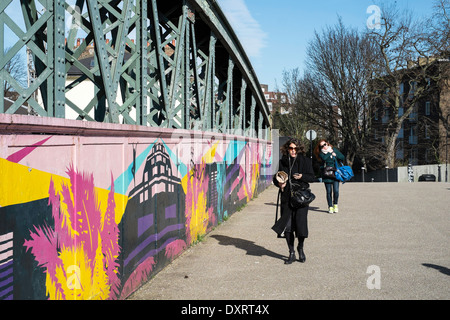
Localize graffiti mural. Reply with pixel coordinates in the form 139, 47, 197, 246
0, 129, 273, 300
23, 166, 121, 300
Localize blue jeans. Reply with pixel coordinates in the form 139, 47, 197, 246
324, 181, 340, 207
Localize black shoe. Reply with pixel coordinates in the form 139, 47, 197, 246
298, 248, 306, 263
284, 252, 296, 264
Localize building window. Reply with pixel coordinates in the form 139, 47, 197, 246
409, 81, 417, 98
382, 108, 389, 124
409, 126, 418, 145
425, 149, 430, 163
396, 140, 404, 159
410, 148, 418, 165
425, 101, 431, 116
398, 126, 404, 139
409, 103, 418, 122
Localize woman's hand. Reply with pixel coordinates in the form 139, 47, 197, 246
293, 173, 302, 180
330, 148, 336, 157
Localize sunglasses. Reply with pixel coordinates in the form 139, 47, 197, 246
288, 147, 297, 151
320, 143, 328, 149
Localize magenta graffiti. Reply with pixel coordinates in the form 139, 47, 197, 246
23, 165, 121, 299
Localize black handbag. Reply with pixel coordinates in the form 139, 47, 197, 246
289, 181, 315, 208
288, 156, 315, 208
322, 166, 336, 179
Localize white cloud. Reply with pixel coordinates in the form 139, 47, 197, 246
217, 0, 268, 58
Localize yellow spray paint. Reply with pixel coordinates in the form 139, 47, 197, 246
0, 158, 128, 224
182, 142, 218, 244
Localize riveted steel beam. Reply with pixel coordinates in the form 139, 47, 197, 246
137, 0, 148, 126
148, 0, 169, 127
0, 0, 271, 138
189, 0, 270, 127
237, 79, 247, 136
219, 57, 234, 133
53, 0, 66, 118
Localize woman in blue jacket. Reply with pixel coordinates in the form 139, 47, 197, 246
314, 139, 345, 213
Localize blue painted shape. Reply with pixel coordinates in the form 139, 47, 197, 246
161, 140, 188, 178
224, 140, 247, 165
110, 139, 157, 195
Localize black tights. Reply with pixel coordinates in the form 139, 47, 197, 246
285, 232, 305, 253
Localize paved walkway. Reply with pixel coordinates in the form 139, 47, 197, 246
129, 182, 450, 300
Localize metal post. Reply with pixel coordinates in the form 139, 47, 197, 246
362, 167, 365, 183
385, 166, 389, 182
446, 114, 449, 183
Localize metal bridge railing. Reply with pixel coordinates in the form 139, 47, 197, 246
0, 0, 271, 140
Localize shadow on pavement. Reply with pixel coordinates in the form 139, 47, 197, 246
264, 202, 277, 206
307, 206, 328, 213
265, 202, 328, 214
210, 234, 286, 261
422, 263, 450, 276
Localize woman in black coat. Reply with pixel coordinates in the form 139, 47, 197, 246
273, 138, 315, 264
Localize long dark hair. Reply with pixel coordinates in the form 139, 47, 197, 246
280, 138, 306, 156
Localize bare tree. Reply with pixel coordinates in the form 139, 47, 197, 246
281, 18, 379, 167
3, 48, 27, 96
278, 2, 448, 169
272, 68, 311, 145
421, 0, 450, 57
367, 1, 449, 168
421, 0, 450, 166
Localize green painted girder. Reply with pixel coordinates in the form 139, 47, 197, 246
0, 0, 271, 138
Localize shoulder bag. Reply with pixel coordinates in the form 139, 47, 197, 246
288, 156, 315, 208
334, 159, 354, 183
322, 166, 336, 179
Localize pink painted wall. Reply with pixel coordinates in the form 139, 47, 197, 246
0, 114, 273, 300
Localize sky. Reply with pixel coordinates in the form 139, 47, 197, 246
3, 0, 438, 92
216, 0, 438, 91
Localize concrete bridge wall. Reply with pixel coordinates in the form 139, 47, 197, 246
0, 114, 273, 300
398, 164, 448, 182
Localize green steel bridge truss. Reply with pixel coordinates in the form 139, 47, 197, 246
0, 0, 271, 138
